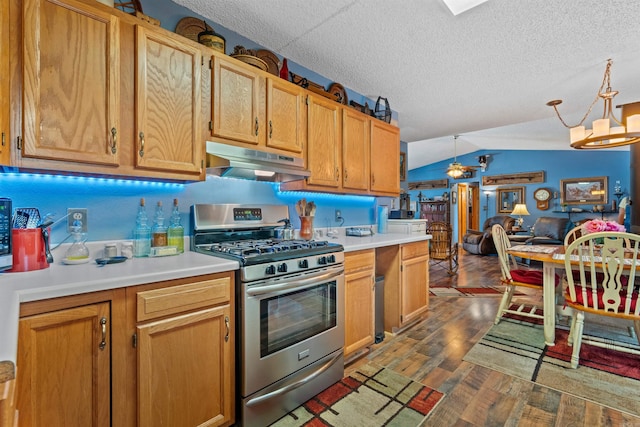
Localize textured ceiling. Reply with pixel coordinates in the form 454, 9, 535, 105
173, 0, 640, 170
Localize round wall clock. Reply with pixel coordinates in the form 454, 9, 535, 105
534, 188, 551, 210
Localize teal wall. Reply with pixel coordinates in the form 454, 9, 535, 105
408, 149, 630, 236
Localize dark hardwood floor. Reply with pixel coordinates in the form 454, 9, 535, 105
345, 252, 640, 427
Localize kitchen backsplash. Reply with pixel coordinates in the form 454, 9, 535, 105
2, 173, 384, 244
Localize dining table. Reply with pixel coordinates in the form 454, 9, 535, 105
506, 244, 568, 346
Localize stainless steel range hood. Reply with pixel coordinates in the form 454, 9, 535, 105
206, 141, 310, 182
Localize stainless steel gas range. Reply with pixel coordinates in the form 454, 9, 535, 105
191, 204, 345, 427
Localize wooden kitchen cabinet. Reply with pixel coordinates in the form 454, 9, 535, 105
131, 274, 235, 427
211, 55, 305, 155
376, 240, 429, 333
20, 0, 120, 167
16, 292, 121, 427
133, 25, 203, 175
341, 108, 370, 192
0, 0, 10, 166
344, 250, 376, 361
370, 119, 401, 195
305, 94, 342, 188
10, 0, 206, 181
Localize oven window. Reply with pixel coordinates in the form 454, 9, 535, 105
260, 281, 337, 357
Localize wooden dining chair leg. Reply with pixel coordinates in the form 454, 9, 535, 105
570, 311, 586, 368
495, 285, 515, 325
634, 320, 640, 345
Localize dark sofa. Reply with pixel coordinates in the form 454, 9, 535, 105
524, 216, 573, 245
462, 215, 516, 255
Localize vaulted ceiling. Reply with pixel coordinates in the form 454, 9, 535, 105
174, 0, 640, 169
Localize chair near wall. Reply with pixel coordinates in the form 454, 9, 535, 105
492, 224, 558, 325
563, 231, 640, 369
427, 221, 458, 275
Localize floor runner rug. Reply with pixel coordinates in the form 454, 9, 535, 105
269, 363, 444, 426
463, 316, 640, 417
429, 286, 524, 297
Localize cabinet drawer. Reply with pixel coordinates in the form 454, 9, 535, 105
401, 241, 429, 260
137, 277, 230, 322
345, 249, 375, 274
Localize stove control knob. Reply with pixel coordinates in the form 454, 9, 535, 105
327, 254, 336, 263
318, 256, 327, 265
298, 259, 309, 268
278, 263, 288, 273
265, 265, 276, 275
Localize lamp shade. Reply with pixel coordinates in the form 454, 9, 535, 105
511, 204, 530, 216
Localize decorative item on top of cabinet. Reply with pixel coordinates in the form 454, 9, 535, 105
374, 96, 392, 123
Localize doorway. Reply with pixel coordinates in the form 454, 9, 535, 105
456, 182, 480, 242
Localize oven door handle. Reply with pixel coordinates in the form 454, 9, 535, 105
245, 350, 343, 407
246, 267, 344, 297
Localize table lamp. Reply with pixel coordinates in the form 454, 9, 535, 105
511, 203, 530, 228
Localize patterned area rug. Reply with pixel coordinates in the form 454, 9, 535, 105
430, 286, 524, 297
463, 315, 640, 417
269, 363, 444, 426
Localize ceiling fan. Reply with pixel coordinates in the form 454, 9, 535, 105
446, 135, 479, 178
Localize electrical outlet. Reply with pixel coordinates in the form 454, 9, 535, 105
67, 208, 88, 233
335, 209, 342, 221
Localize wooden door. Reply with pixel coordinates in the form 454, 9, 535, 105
22, 0, 119, 166
370, 120, 400, 195
342, 108, 370, 191
306, 94, 341, 188
137, 306, 233, 427
457, 183, 469, 243
17, 302, 111, 427
344, 250, 375, 357
135, 26, 202, 174
266, 78, 304, 154
468, 183, 480, 231
212, 56, 262, 145
0, 0, 9, 165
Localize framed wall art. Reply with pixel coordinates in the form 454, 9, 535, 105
497, 186, 524, 213
560, 176, 608, 205
399, 152, 407, 182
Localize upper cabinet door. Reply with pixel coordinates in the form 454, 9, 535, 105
266, 78, 304, 154
22, 0, 119, 165
306, 95, 341, 188
342, 108, 370, 191
212, 57, 261, 145
370, 120, 400, 195
0, 0, 9, 166
135, 26, 202, 174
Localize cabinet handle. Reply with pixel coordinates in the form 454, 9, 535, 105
224, 316, 230, 342
335, 167, 339, 181
255, 118, 259, 136
110, 127, 117, 154
99, 317, 107, 350
371, 173, 375, 185
1, 132, 5, 147
138, 132, 145, 157
269, 120, 273, 139
344, 168, 348, 182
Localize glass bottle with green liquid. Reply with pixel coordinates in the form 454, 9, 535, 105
168, 198, 184, 253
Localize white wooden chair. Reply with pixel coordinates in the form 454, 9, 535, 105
563, 231, 640, 368
492, 224, 551, 325
563, 224, 584, 247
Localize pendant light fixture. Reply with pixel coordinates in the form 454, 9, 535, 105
446, 135, 466, 178
546, 59, 640, 149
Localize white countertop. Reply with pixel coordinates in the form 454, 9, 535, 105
0, 231, 430, 365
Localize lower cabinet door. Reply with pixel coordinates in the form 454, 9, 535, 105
17, 302, 111, 427
137, 305, 233, 427
344, 269, 375, 357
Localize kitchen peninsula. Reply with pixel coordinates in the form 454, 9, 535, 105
0, 230, 430, 426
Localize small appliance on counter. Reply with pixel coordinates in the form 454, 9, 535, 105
388, 209, 415, 219
345, 227, 374, 237
0, 198, 12, 271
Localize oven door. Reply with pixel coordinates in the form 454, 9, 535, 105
239, 264, 345, 397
